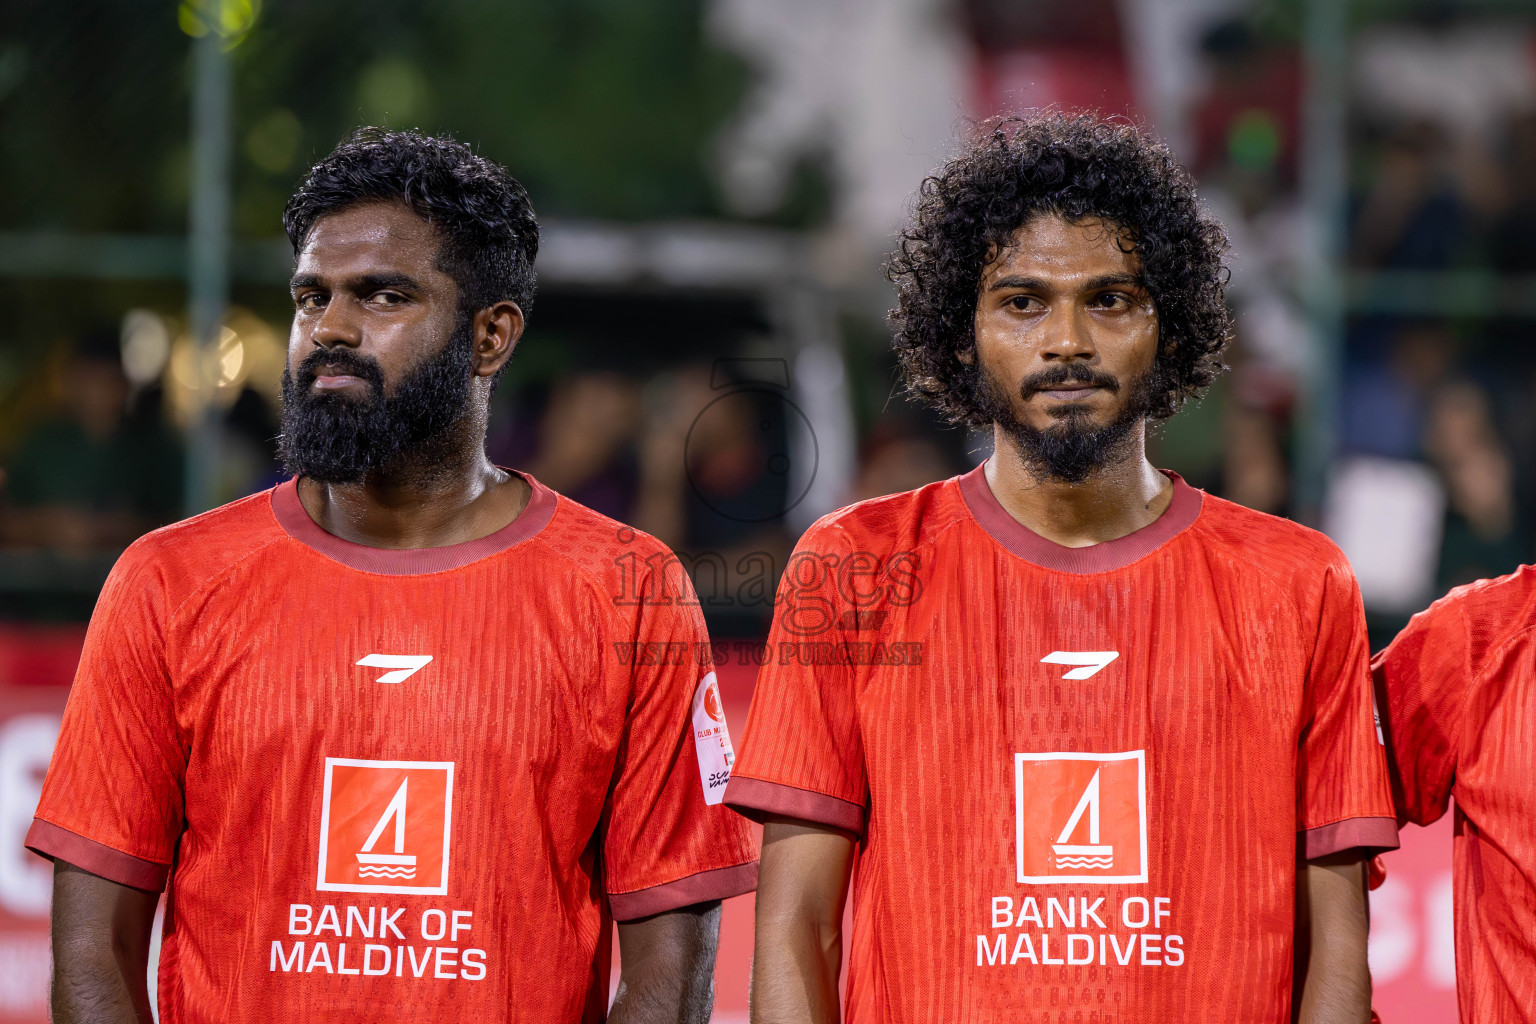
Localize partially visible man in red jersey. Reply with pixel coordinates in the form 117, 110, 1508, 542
725, 114, 1397, 1023
1373, 573, 1536, 1020
27, 129, 756, 1023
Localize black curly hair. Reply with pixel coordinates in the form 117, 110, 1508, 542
886, 113, 1231, 428
284, 127, 539, 322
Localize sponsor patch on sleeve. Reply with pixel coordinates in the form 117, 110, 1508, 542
690, 671, 735, 805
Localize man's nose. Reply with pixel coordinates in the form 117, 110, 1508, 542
310, 301, 362, 350
1039, 306, 1098, 361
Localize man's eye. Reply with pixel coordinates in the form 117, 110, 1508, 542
371, 291, 405, 305
1097, 292, 1131, 308
296, 293, 325, 311
1008, 295, 1038, 310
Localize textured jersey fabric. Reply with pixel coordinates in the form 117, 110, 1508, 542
1373, 566, 1536, 1023
726, 463, 1396, 1023
27, 473, 756, 1023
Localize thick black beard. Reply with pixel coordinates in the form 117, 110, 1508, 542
974, 360, 1159, 484
278, 319, 475, 483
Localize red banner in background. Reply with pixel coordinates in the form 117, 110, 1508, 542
1370, 817, 1457, 1022
0, 626, 80, 1021
0, 630, 1460, 1022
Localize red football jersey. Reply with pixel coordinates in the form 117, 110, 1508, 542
1373, 566, 1536, 1022
727, 464, 1396, 1022
27, 474, 756, 1023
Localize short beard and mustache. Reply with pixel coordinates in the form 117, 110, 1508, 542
278, 317, 476, 484
973, 359, 1161, 484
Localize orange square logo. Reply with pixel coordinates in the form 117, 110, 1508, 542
1015, 751, 1146, 884
317, 758, 454, 895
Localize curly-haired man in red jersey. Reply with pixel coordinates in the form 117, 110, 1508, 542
1374, 573, 1536, 1022
29, 129, 755, 1024
726, 114, 1396, 1024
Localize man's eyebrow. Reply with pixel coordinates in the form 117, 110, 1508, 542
289, 272, 426, 294
985, 273, 1149, 293
1084, 273, 1148, 291
354, 272, 425, 293
985, 274, 1050, 292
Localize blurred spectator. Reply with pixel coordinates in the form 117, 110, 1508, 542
1422, 380, 1531, 591
0, 329, 182, 550
1489, 109, 1536, 272
844, 418, 959, 505
635, 365, 791, 553
222, 386, 286, 498
523, 371, 642, 521
1341, 322, 1455, 460
1351, 120, 1469, 270
1223, 404, 1290, 516
1192, 17, 1300, 205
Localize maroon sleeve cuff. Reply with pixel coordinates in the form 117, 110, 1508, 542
724, 776, 866, 836
25, 818, 169, 893
608, 860, 758, 922
1302, 816, 1401, 859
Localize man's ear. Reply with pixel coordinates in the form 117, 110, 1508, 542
957, 344, 975, 366
473, 300, 525, 379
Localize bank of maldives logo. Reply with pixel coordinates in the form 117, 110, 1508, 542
317, 758, 454, 895
1015, 751, 1147, 884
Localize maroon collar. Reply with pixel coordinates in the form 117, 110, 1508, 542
269, 471, 558, 575
958, 461, 1202, 574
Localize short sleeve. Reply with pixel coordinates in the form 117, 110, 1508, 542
724, 524, 868, 836
1297, 560, 1400, 859
1371, 597, 1467, 828
25, 543, 188, 891
603, 562, 757, 921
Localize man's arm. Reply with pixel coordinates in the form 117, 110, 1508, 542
50, 860, 158, 1024
610, 900, 723, 1024
1293, 852, 1371, 1024
750, 818, 856, 1024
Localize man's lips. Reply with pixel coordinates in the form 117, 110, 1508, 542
311, 371, 367, 390
1033, 383, 1106, 401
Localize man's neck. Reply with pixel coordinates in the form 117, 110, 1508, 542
296, 425, 529, 550
983, 422, 1173, 549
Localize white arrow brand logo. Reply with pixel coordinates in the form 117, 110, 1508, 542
1040, 651, 1120, 680
356, 654, 434, 684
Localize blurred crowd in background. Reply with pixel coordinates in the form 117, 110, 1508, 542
5, 0, 1536, 650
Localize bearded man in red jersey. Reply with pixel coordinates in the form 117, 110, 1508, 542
1373, 577, 1536, 1021
28, 129, 755, 1024
725, 114, 1397, 1023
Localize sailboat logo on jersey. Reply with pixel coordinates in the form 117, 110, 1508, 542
1015, 751, 1147, 884
317, 758, 454, 895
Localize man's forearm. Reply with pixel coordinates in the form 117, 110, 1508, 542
50, 862, 156, 1024
1296, 941, 1370, 1024
51, 942, 152, 1024
749, 912, 841, 1024
608, 961, 714, 1024
611, 901, 721, 1024
1296, 855, 1371, 1024
750, 819, 853, 1024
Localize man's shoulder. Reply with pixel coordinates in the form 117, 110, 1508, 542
531, 490, 702, 610
1190, 491, 1353, 579
109, 488, 288, 604
1415, 564, 1536, 654
537, 489, 671, 564
795, 476, 970, 557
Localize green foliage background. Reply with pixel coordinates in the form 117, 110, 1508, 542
0, 0, 753, 237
